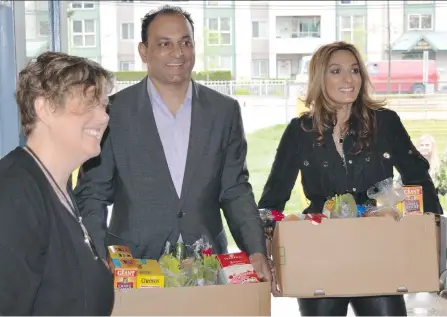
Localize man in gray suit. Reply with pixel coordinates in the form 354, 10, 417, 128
75, 5, 277, 293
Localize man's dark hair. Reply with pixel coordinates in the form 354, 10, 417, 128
141, 5, 194, 43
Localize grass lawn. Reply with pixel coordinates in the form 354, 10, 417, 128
224, 119, 447, 250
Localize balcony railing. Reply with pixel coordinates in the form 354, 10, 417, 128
276, 31, 321, 39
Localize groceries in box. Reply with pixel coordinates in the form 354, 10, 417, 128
108, 245, 138, 290
397, 185, 424, 215
108, 245, 163, 290
216, 252, 260, 284
110, 235, 260, 291
135, 259, 164, 289
260, 177, 424, 238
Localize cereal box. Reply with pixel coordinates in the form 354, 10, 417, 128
397, 186, 424, 215
216, 252, 260, 285
107, 245, 138, 290
135, 259, 165, 289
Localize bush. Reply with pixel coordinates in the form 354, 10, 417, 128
193, 70, 232, 81
114, 71, 147, 81
113, 70, 232, 82
234, 88, 251, 95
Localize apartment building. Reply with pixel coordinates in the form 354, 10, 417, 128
267, 1, 337, 78
258, 0, 447, 79
66, 1, 101, 62
25, 1, 447, 79
389, 1, 447, 73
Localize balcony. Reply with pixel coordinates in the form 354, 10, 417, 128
274, 16, 324, 54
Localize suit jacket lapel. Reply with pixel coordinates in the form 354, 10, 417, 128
179, 82, 215, 208
131, 77, 179, 200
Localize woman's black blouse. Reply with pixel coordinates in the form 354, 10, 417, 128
0, 148, 114, 315
258, 108, 443, 215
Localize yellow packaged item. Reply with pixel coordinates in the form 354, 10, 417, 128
135, 259, 165, 289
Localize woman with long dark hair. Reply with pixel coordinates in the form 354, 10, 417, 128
259, 41, 442, 316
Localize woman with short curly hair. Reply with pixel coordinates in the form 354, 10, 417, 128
0, 51, 115, 315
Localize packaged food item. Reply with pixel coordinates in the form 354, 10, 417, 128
361, 206, 401, 221
216, 252, 260, 285
259, 209, 285, 239
159, 240, 185, 287
158, 235, 220, 287
304, 213, 328, 224
397, 185, 424, 215
107, 245, 138, 290
108, 245, 133, 259
202, 253, 220, 285
135, 259, 164, 289
174, 234, 186, 261
323, 193, 357, 218
362, 177, 406, 221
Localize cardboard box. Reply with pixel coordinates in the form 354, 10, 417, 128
272, 213, 440, 298
135, 259, 164, 289
436, 215, 447, 280
112, 282, 271, 316
108, 245, 138, 290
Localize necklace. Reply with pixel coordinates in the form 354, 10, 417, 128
334, 128, 348, 144
25, 146, 99, 260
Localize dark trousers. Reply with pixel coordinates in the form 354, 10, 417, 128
298, 295, 407, 316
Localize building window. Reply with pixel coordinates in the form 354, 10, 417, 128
120, 61, 135, 71
252, 60, 269, 78
206, 1, 232, 7
206, 55, 232, 70
39, 21, 49, 37
252, 21, 268, 38
121, 23, 134, 40
71, 1, 95, 9
206, 18, 232, 46
339, 1, 365, 4
339, 16, 366, 56
276, 16, 321, 39
406, 1, 433, 4
72, 19, 96, 47
408, 14, 433, 30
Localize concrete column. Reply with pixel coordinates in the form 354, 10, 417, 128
0, 2, 20, 156
49, 0, 61, 51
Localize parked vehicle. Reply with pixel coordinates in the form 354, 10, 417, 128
296, 56, 439, 94
366, 60, 439, 94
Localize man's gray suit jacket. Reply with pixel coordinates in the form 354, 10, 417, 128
74, 77, 266, 260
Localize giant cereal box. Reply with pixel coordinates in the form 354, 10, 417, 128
108, 245, 138, 290
397, 185, 424, 215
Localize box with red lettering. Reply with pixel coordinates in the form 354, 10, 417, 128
108, 245, 138, 290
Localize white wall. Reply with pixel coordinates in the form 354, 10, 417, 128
366, 1, 389, 61
235, 1, 253, 79
435, 1, 447, 32
99, 2, 118, 71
